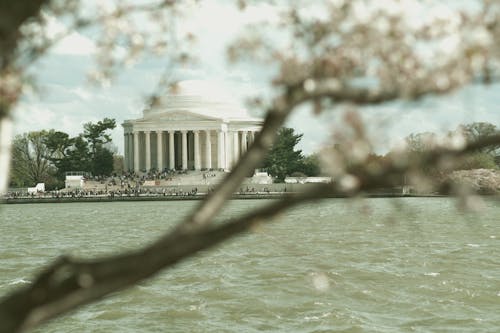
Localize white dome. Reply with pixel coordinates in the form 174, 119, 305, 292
169, 80, 234, 101
144, 80, 254, 120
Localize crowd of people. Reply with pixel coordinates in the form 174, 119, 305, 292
3, 170, 289, 201
5, 187, 202, 200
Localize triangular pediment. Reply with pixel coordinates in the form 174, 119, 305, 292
145, 110, 220, 122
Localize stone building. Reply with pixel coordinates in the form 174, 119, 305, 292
122, 81, 262, 172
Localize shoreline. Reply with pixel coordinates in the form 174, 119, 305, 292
1, 192, 447, 204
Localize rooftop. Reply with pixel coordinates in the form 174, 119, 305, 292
142, 80, 259, 121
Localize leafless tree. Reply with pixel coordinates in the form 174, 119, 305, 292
1, 1, 500, 332
10, 131, 53, 186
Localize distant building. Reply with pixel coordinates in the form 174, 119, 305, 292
284, 177, 332, 184
251, 172, 273, 184
64, 171, 87, 189
28, 183, 45, 194
122, 80, 263, 172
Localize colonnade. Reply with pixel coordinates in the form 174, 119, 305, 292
123, 129, 257, 173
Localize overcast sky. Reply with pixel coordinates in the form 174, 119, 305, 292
13, 0, 500, 155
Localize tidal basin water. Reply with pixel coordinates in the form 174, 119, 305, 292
1, 198, 499, 332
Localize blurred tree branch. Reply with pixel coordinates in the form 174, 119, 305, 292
1, 121, 499, 331
0, 0, 48, 70
2, 0, 500, 332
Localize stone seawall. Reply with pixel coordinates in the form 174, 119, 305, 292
2, 191, 444, 205
2, 193, 286, 204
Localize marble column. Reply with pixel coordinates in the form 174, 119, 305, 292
232, 130, 239, 165
145, 131, 151, 171
217, 130, 224, 169
194, 130, 201, 170
169, 131, 175, 170
225, 131, 231, 170
205, 130, 212, 169
181, 130, 188, 170
241, 131, 248, 154
249, 131, 255, 145
133, 131, 140, 172
156, 130, 163, 171
124, 133, 129, 171
128, 133, 134, 171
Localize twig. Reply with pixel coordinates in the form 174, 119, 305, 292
3, 130, 499, 332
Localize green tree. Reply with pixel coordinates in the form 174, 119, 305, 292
13, 119, 117, 182
82, 118, 116, 175
65, 135, 92, 173
43, 130, 76, 177
405, 132, 438, 152
262, 127, 305, 182
113, 154, 124, 175
83, 118, 116, 155
10, 131, 53, 186
456, 152, 498, 170
43, 130, 73, 158
3, 2, 500, 332
44, 119, 116, 177
458, 122, 499, 155
460, 122, 497, 141
93, 145, 114, 176
41, 131, 91, 177
402, 127, 499, 178
300, 153, 321, 177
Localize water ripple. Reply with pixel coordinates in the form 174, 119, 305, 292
0, 198, 498, 332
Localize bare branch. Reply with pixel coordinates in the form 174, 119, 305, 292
295, 76, 467, 106
0, 0, 49, 70
2, 1, 500, 331
171, 75, 465, 235
174, 88, 307, 234
2, 125, 499, 332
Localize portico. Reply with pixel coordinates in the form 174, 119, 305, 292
122, 81, 262, 173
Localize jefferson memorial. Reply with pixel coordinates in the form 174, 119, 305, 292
122, 81, 263, 173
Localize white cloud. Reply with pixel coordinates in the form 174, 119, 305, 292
12, 1, 500, 158
12, 104, 57, 134
51, 32, 96, 56
43, 13, 96, 56
70, 87, 92, 101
